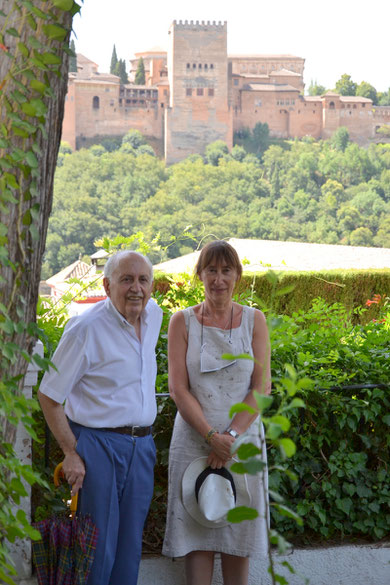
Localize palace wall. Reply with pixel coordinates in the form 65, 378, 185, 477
62, 26, 390, 158
229, 55, 305, 77
62, 78, 164, 150
62, 80, 76, 149
373, 107, 390, 134
321, 94, 375, 140
289, 97, 323, 139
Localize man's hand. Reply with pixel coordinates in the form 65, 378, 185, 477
37, 391, 86, 495
62, 450, 86, 495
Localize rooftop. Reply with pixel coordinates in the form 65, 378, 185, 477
154, 238, 390, 274
270, 68, 302, 77
244, 83, 300, 92
229, 54, 304, 60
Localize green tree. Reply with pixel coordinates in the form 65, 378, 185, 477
349, 226, 374, 246
308, 80, 326, 96
204, 140, 229, 166
231, 145, 246, 162
252, 122, 270, 156
373, 216, 390, 247
335, 74, 357, 96
320, 179, 345, 207
90, 144, 107, 156
376, 125, 390, 138
135, 56, 146, 85
114, 58, 128, 85
378, 88, 390, 106
331, 127, 350, 152
356, 81, 377, 104
69, 38, 77, 72
110, 44, 118, 74
136, 144, 155, 157
121, 129, 146, 149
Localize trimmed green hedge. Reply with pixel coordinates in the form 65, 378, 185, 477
155, 269, 390, 324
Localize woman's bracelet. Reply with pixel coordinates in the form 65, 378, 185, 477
205, 428, 218, 445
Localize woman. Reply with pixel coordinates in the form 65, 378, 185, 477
163, 240, 271, 585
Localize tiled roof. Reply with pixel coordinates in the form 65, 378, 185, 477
229, 54, 303, 60
77, 54, 98, 66
323, 91, 340, 97
238, 74, 270, 80
123, 84, 159, 89
340, 96, 373, 103
134, 47, 167, 57
271, 69, 301, 77
244, 83, 299, 92
74, 78, 119, 85
46, 260, 91, 287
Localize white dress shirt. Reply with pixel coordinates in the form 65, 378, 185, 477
39, 297, 163, 428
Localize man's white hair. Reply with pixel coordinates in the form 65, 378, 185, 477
103, 250, 153, 281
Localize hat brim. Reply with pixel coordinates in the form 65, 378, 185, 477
181, 456, 251, 528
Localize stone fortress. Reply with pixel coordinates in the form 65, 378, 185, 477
62, 20, 390, 163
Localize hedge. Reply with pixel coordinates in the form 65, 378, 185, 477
154, 269, 390, 324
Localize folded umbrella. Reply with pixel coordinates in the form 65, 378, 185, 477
32, 462, 98, 585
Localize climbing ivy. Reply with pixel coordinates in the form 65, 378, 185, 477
0, 1, 80, 581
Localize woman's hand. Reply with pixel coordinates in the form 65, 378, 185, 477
207, 432, 236, 468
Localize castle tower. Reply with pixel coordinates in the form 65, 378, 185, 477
165, 20, 233, 164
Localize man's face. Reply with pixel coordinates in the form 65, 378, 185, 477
103, 253, 153, 325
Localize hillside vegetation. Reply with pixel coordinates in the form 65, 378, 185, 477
42, 129, 390, 278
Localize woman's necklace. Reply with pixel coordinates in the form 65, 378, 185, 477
201, 303, 234, 346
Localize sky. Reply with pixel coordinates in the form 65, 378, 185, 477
72, 0, 389, 93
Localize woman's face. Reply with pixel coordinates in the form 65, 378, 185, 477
200, 260, 238, 303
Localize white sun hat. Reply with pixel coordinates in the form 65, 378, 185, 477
181, 456, 251, 528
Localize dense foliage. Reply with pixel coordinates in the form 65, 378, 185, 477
42, 131, 390, 278
309, 73, 390, 106
33, 277, 390, 553
268, 294, 390, 542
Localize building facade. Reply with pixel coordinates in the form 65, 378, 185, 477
61, 21, 390, 160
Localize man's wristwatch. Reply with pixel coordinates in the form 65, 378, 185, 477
225, 426, 240, 439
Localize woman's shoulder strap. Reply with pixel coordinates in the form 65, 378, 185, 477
181, 306, 193, 333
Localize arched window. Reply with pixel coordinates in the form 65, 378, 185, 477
93, 96, 100, 109
329, 101, 335, 109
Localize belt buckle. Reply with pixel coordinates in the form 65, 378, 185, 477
131, 426, 141, 436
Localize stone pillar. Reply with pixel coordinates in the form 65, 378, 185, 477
7, 340, 43, 585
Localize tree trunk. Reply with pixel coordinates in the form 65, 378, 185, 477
0, 0, 74, 444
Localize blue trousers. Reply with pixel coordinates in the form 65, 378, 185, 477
70, 422, 156, 585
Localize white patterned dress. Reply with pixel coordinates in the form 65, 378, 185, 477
162, 305, 268, 558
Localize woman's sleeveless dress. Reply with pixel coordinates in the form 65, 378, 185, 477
162, 305, 268, 558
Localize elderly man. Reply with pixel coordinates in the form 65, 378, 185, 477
38, 250, 163, 585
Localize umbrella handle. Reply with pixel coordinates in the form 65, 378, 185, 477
54, 462, 79, 517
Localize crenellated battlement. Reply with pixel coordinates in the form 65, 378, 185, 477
171, 19, 227, 31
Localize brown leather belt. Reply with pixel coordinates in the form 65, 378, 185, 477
103, 425, 152, 437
